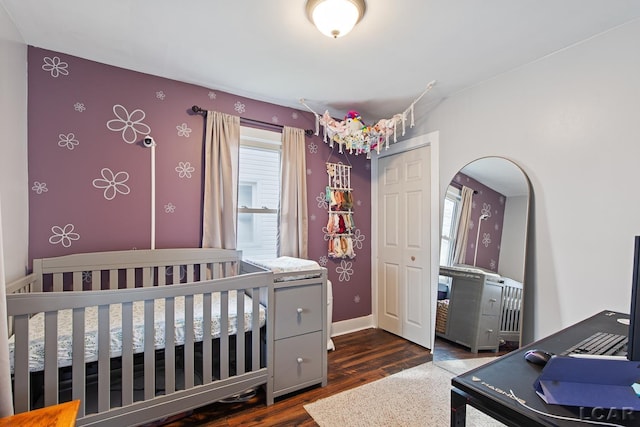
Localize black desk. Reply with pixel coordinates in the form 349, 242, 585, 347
451, 310, 639, 426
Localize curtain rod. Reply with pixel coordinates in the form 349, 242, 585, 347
190, 105, 314, 136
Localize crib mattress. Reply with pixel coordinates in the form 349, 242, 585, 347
246, 256, 322, 281
9, 291, 266, 373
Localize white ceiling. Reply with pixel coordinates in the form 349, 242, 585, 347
3, 0, 640, 135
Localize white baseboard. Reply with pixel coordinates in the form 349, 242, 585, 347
330, 314, 375, 337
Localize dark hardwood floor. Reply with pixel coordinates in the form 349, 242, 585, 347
160, 329, 511, 427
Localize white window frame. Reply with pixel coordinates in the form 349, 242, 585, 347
237, 127, 281, 259
440, 185, 461, 267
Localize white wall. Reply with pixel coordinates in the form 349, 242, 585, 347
420, 18, 640, 343
0, 6, 28, 280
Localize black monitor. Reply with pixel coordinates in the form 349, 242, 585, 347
628, 236, 640, 361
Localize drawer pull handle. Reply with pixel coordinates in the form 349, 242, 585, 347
297, 357, 304, 364
297, 308, 303, 314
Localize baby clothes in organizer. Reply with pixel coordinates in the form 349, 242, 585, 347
326, 162, 356, 259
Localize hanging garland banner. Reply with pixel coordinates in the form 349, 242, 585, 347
300, 80, 436, 158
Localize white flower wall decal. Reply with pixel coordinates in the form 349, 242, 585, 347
156, 91, 166, 100
92, 168, 131, 200
74, 102, 86, 112
316, 191, 328, 209
164, 202, 176, 213
208, 91, 217, 100
271, 116, 279, 123
336, 260, 354, 282
58, 133, 79, 150
308, 142, 318, 153
234, 101, 246, 114
176, 123, 192, 137
318, 256, 328, 267
291, 112, 299, 119
481, 203, 492, 218
32, 181, 48, 194
482, 233, 491, 248
352, 229, 366, 250
106, 104, 151, 144
175, 161, 195, 178
49, 224, 80, 248
42, 56, 69, 78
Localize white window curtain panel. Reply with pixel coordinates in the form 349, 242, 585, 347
0, 196, 13, 416
279, 126, 308, 258
201, 111, 240, 250
452, 185, 474, 265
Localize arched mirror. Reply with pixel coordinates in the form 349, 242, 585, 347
434, 157, 530, 364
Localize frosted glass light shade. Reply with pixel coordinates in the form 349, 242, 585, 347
306, 0, 366, 39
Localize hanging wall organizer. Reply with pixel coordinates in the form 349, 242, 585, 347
326, 162, 356, 259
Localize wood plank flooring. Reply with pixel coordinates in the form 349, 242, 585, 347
161, 330, 512, 427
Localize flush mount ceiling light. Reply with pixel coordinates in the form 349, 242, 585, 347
306, 0, 366, 39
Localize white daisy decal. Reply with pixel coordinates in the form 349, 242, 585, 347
156, 91, 166, 100
42, 56, 69, 78
74, 102, 86, 112
106, 104, 151, 144
208, 91, 217, 100
165, 202, 176, 213
32, 181, 48, 194
176, 123, 192, 137
92, 168, 131, 200
316, 191, 328, 209
481, 203, 492, 218
292, 112, 299, 119
482, 233, 491, 248
175, 161, 195, 178
319, 256, 328, 267
272, 116, 279, 123
336, 260, 354, 282
49, 224, 80, 248
58, 133, 79, 150
308, 142, 318, 154
352, 229, 366, 250
234, 101, 246, 114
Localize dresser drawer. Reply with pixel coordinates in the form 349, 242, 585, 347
274, 331, 323, 393
481, 283, 503, 316
274, 283, 323, 339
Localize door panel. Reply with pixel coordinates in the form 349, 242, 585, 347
377, 145, 432, 348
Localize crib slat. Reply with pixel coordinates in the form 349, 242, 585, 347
72, 308, 86, 418
121, 302, 134, 406
186, 264, 195, 283
202, 292, 212, 383
236, 289, 245, 375
158, 267, 166, 286
220, 291, 229, 379
184, 294, 194, 389
252, 287, 260, 371
108, 269, 117, 290
44, 311, 59, 407
144, 299, 155, 400
13, 315, 29, 413
91, 270, 100, 291
143, 267, 152, 287
98, 304, 110, 412
53, 273, 63, 292
126, 268, 135, 289
173, 265, 180, 284
165, 297, 176, 394
73, 271, 83, 291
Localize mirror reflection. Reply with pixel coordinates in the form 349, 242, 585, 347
434, 157, 530, 364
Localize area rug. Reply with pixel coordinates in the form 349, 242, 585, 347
304, 358, 505, 427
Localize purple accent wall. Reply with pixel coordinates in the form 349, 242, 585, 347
452, 173, 505, 272
27, 46, 371, 322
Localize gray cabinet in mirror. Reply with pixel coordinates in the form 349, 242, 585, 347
435, 157, 530, 359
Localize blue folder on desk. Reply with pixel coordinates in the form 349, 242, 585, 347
534, 356, 640, 409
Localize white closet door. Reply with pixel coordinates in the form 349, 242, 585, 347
377, 145, 432, 348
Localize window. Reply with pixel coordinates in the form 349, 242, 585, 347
236, 127, 281, 260
440, 185, 461, 266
